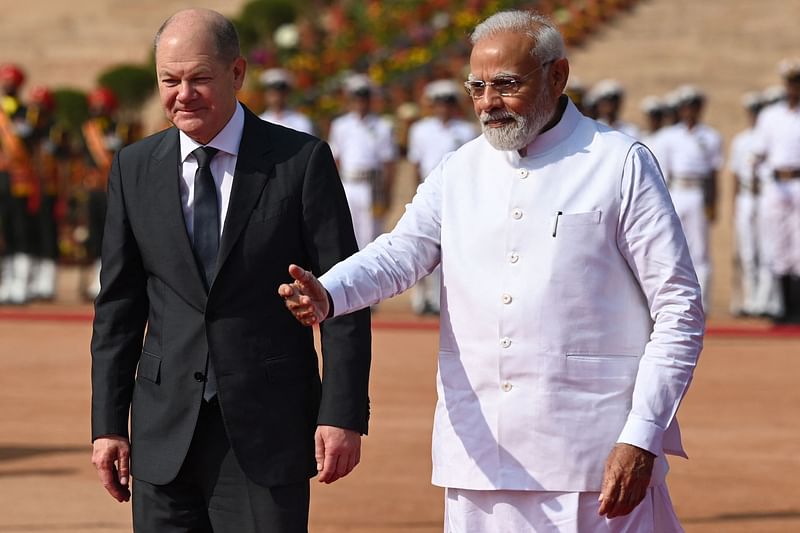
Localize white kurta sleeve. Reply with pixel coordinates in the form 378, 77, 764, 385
320, 154, 446, 315
614, 144, 704, 456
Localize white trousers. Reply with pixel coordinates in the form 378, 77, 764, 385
752, 190, 783, 316
342, 181, 376, 250
444, 484, 683, 533
670, 188, 710, 312
760, 179, 800, 276
733, 193, 759, 314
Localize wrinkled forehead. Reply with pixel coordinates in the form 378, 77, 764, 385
469, 32, 537, 79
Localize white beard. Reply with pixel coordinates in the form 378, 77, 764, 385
480, 90, 555, 152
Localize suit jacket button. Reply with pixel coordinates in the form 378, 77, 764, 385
194, 372, 206, 382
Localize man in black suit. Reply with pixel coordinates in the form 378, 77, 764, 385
90, 9, 370, 532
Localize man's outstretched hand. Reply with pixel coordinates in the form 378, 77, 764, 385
278, 264, 330, 326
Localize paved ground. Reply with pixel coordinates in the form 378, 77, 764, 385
0, 310, 799, 532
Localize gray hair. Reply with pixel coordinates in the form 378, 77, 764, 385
154, 9, 241, 64
470, 10, 565, 63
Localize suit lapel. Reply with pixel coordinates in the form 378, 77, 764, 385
214, 109, 275, 282
150, 128, 207, 309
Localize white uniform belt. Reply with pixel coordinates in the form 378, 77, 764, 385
342, 169, 380, 183
670, 175, 708, 189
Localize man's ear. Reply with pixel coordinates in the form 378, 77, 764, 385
233, 56, 247, 90
551, 58, 570, 96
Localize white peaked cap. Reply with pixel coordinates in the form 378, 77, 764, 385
259, 68, 293, 88
778, 58, 800, 78
343, 73, 375, 95
566, 75, 585, 92
591, 78, 625, 100
424, 79, 461, 101
640, 95, 664, 114
674, 84, 705, 105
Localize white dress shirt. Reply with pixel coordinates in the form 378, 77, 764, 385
328, 111, 395, 175
408, 116, 478, 178
179, 103, 244, 240
320, 99, 703, 492
751, 101, 800, 170
729, 127, 760, 189
657, 122, 723, 179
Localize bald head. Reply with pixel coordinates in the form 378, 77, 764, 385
154, 9, 240, 64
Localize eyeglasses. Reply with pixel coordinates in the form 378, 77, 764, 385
463, 60, 556, 99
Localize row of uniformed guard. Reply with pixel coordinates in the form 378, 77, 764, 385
565, 60, 800, 323
257, 68, 479, 316
0, 64, 129, 305
3, 58, 798, 323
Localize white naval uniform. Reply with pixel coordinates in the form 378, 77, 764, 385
729, 127, 761, 314
657, 123, 723, 312
258, 109, 314, 135
328, 111, 395, 249
321, 100, 703, 531
752, 101, 800, 277
407, 116, 478, 314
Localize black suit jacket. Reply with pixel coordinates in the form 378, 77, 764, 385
91, 106, 371, 487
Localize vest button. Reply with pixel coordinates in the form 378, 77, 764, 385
194, 372, 206, 382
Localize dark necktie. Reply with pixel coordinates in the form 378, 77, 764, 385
192, 146, 220, 401
192, 146, 220, 290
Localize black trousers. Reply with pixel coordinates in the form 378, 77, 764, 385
132, 400, 310, 533
31, 194, 59, 259
2, 195, 35, 255
86, 189, 107, 260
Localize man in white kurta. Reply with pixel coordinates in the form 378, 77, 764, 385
751, 59, 800, 323
407, 80, 478, 315
656, 86, 723, 313
328, 74, 396, 249
281, 11, 703, 532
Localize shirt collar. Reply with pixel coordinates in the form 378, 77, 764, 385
179, 102, 245, 163
520, 96, 581, 159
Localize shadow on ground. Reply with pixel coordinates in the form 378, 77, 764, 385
684, 510, 800, 524
0, 444, 86, 463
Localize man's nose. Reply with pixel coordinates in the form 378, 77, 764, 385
475, 89, 503, 112
176, 81, 194, 101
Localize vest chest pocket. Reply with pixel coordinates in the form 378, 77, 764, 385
547, 210, 607, 286
557, 210, 602, 228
